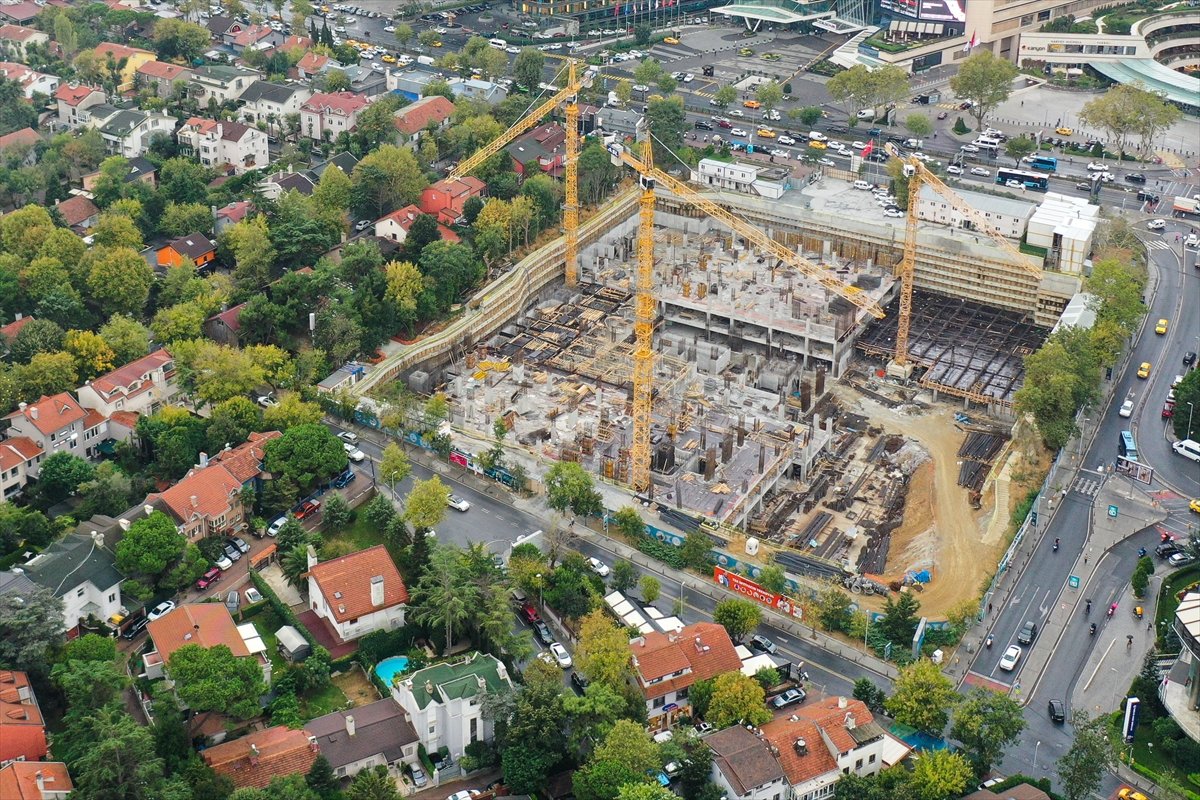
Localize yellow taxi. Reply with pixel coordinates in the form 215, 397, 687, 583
663, 36, 680, 44
743, 99, 761, 109
1055, 126, 1073, 136
382, 54, 396, 63
1137, 361, 1152, 379
1155, 318, 1169, 334
738, 47, 754, 56
1118, 789, 1149, 800
808, 140, 827, 149
431, 40, 443, 46
757, 128, 776, 138
1190, 498, 1200, 514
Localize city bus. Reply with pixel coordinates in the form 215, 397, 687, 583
1029, 155, 1058, 172
1119, 430, 1138, 461
995, 168, 1050, 191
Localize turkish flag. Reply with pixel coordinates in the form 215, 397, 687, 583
861, 140, 874, 158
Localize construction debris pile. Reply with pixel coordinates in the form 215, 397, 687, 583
956, 428, 1009, 506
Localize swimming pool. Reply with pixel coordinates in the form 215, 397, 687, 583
375, 656, 410, 687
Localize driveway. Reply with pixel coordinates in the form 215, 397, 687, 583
259, 563, 303, 606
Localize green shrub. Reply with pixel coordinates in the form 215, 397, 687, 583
952, 117, 970, 135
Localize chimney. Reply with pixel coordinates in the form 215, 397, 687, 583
17, 402, 26, 412
250, 744, 260, 764
668, 631, 678, 643
119, 519, 131, 531
838, 696, 847, 709
425, 680, 435, 697
345, 714, 355, 736
308, 735, 319, 752
13, 312, 22, 321
190, 495, 198, 508
306, 544, 319, 570
29, 406, 37, 420
91, 530, 104, 546
35, 772, 44, 791
370, 575, 384, 607
794, 739, 808, 756
630, 635, 646, 647
198, 452, 208, 468
694, 636, 704, 651
845, 713, 856, 730
144, 504, 154, 516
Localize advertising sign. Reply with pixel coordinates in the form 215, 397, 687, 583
880, 0, 966, 22
713, 567, 803, 620
1123, 696, 1141, 742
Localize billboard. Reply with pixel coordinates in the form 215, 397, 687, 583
713, 567, 804, 620
880, 0, 966, 22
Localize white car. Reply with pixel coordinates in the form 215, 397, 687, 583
445, 792, 481, 800
1005, 180, 1023, 188
337, 431, 359, 445
148, 601, 177, 621
1087, 161, 1107, 171
245, 587, 263, 604
729, 109, 745, 117
970, 167, 991, 176
587, 557, 610, 577
256, 394, 277, 407
267, 516, 287, 537
549, 642, 573, 668
731, 128, 748, 137
383, 24, 395, 31
632, 83, 649, 92
215, 552, 233, 570
856, 109, 874, 119
816, 157, 836, 167
447, 494, 470, 511
506, 45, 520, 54
343, 442, 366, 462
946, 165, 963, 174
959, 144, 979, 153
999, 644, 1022, 671
778, 135, 796, 145
371, 62, 383, 72
883, 208, 903, 218
683, 73, 694, 82
1119, 398, 1134, 418
1185, 234, 1199, 249
770, 148, 790, 159
1146, 218, 1166, 230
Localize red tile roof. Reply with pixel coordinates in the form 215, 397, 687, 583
108, 410, 140, 430
209, 430, 281, 483
0, 762, 74, 800
628, 622, 741, 698
54, 83, 100, 106
296, 52, 329, 73
0, 23, 43, 41
302, 91, 369, 116
377, 204, 460, 243
0, 437, 43, 471
0, 671, 47, 765
90, 348, 173, 397
154, 462, 243, 522
209, 302, 246, 333
82, 408, 107, 431
232, 23, 274, 46
6, 392, 87, 436
55, 195, 99, 227
392, 95, 455, 136
94, 41, 154, 60
0, 315, 35, 341
216, 200, 252, 223
308, 545, 408, 623
0, 127, 38, 151
137, 60, 191, 80
0, 2, 42, 23
278, 34, 312, 50
147, 604, 249, 664
202, 726, 319, 789
760, 697, 879, 786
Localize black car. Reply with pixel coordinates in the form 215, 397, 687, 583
570, 671, 589, 694
867, 152, 889, 163
828, 124, 849, 134
694, 120, 713, 131
1184, 351, 1197, 368
866, 127, 883, 137
1017, 620, 1038, 645
1048, 698, 1065, 724
1137, 191, 1160, 203
1156, 542, 1181, 558
121, 617, 149, 640
1124, 173, 1147, 184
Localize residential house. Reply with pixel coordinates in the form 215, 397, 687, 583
0, 314, 34, 344
306, 544, 408, 642
144, 603, 272, 685
628, 622, 741, 729
506, 123, 565, 177
0, 671, 47, 766
54, 195, 100, 232
204, 15, 239, 39
237, 80, 310, 130
227, 24, 284, 53
0, 24, 49, 61
93, 43, 156, 93
201, 726, 318, 789
207, 430, 281, 490
391, 94, 454, 149
53, 83, 106, 129
135, 60, 193, 99
3, 392, 108, 469
447, 76, 507, 105
203, 302, 246, 345
20, 532, 124, 637
257, 151, 359, 200
214, 200, 253, 234
0, 436, 43, 499
760, 696, 906, 800
274, 34, 312, 56
176, 117, 267, 174
0, 127, 40, 166
418, 176, 486, 226
306, 699, 419, 780
374, 204, 459, 245
341, 64, 388, 98
386, 69, 442, 101
705, 725, 788, 800
0, 63, 57, 99
0, 3, 42, 25
964, 784, 1052, 800
294, 51, 339, 81
146, 459, 248, 542
300, 91, 370, 141
76, 348, 176, 418
189, 65, 261, 106
156, 232, 217, 270
87, 105, 177, 158
81, 156, 156, 192
0, 762, 74, 800
390, 653, 513, 760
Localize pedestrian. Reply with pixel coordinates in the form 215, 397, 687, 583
988, 602, 993, 614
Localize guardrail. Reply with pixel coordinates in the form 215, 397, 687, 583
353, 186, 641, 395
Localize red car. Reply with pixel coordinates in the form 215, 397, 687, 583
196, 567, 222, 590
519, 602, 541, 624
1162, 401, 1175, 419
295, 500, 321, 520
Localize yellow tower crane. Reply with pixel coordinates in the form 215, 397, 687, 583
450, 60, 595, 286
883, 142, 1043, 377
609, 135, 887, 492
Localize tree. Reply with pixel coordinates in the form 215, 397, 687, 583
1014, 327, 1102, 449
222, 215, 276, 293
949, 687, 1027, 774
399, 213, 441, 263
706, 670, 771, 728
180, 341, 265, 406
615, 79, 633, 106
8, 318, 65, 363
262, 392, 322, 431
152, 18, 211, 61
378, 442, 411, 496
878, 590, 921, 645
576, 609, 634, 689
678, 530, 713, 570
311, 164, 353, 218
322, 493, 353, 532
904, 113, 933, 137
827, 64, 909, 122
350, 145, 428, 218
1173, 369, 1199, 442
33, 451, 94, 502
346, 765, 400, 800
611, 559, 637, 593
404, 475, 447, 532
264, 423, 349, 492
544, 461, 603, 517
393, 22, 413, 48
1056, 711, 1116, 800
63, 329, 117, 380
168, 643, 266, 719
69, 705, 166, 800
1087, 256, 1146, 336
1004, 136, 1037, 166
1080, 82, 1181, 157
14, 351, 78, 401
885, 659, 959, 734
755, 81, 783, 112
814, 582, 853, 631
305, 756, 340, 800
61, 632, 119, 664
413, 544, 474, 652
907, 748, 973, 800
634, 58, 665, 87
0, 588, 64, 672
207, 396, 263, 451
99, 315, 151, 365
714, 85, 737, 108
86, 246, 154, 317
90, 212, 144, 249
852, 677, 889, 713
713, 598, 762, 643
418, 241, 483, 316
645, 96, 685, 166
152, 302, 207, 344
116, 511, 187, 579
639, 574, 660, 604
757, 564, 787, 595
949, 51, 1018, 129
52, 657, 128, 711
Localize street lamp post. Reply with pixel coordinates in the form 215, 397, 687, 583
1188, 402, 1195, 440
535, 573, 544, 607
1034, 740, 1041, 769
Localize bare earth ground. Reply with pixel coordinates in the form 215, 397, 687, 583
332, 666, 380, 707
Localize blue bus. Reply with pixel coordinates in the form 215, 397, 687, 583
1119, 430, 1138, 461
995, 168, 1050, 191
1029, 155, 1058, 172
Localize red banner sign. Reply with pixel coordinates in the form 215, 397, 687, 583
713, 566, 803, 620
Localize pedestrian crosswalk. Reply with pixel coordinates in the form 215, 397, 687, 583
1145, 240, 1172, 251
1072, 476, 1101, 497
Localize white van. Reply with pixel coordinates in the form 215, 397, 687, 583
808, 131, 827, 142
853, 180, 872, 190
974, 136, 1000, 148
489, 38, 507, 49
1173, 439, 1200, 462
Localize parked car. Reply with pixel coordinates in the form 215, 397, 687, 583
121, 616, 150, 640
331, 469, 354, 489
771, 688, 806, 709
343, 442, 366, 462
570, 671, 589, 694
196, 567, 222, 590
447, 494, 471, 511
549, 642, 573, 668
749, 634, 778, 654
337, 431, 359, 445
228, 536, 250, 554
147, 601, 177, 621
245, 587, 263, 604
215, 552, 234, 570
1169, 551, 1196, 567
267, 516, 288, 536
1048, 698, 1065, 723
519, 602, 540, 623
295, 500, 321, 520
225, 590, 240, 614
587, 557, 610, 577
256, 394, 277, 407
946, 165, 963, 174
533, 620, 554, 645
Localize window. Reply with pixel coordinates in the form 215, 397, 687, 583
470, 717, 478, 742
653, 697, 665, 708
868, 754, 876, 764
428, 724, 436, 735
108, 593, 116, 602
77, 588, 85, 597
855, 758, 863, 770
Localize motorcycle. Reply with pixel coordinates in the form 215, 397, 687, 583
1089, 623, 1097, 636
985, 634, 994, 649
1085, 599, 1092, 615
1137, 546, 1147, 558
1053, 538, 1060, 552
1108, 603, 1117, 618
